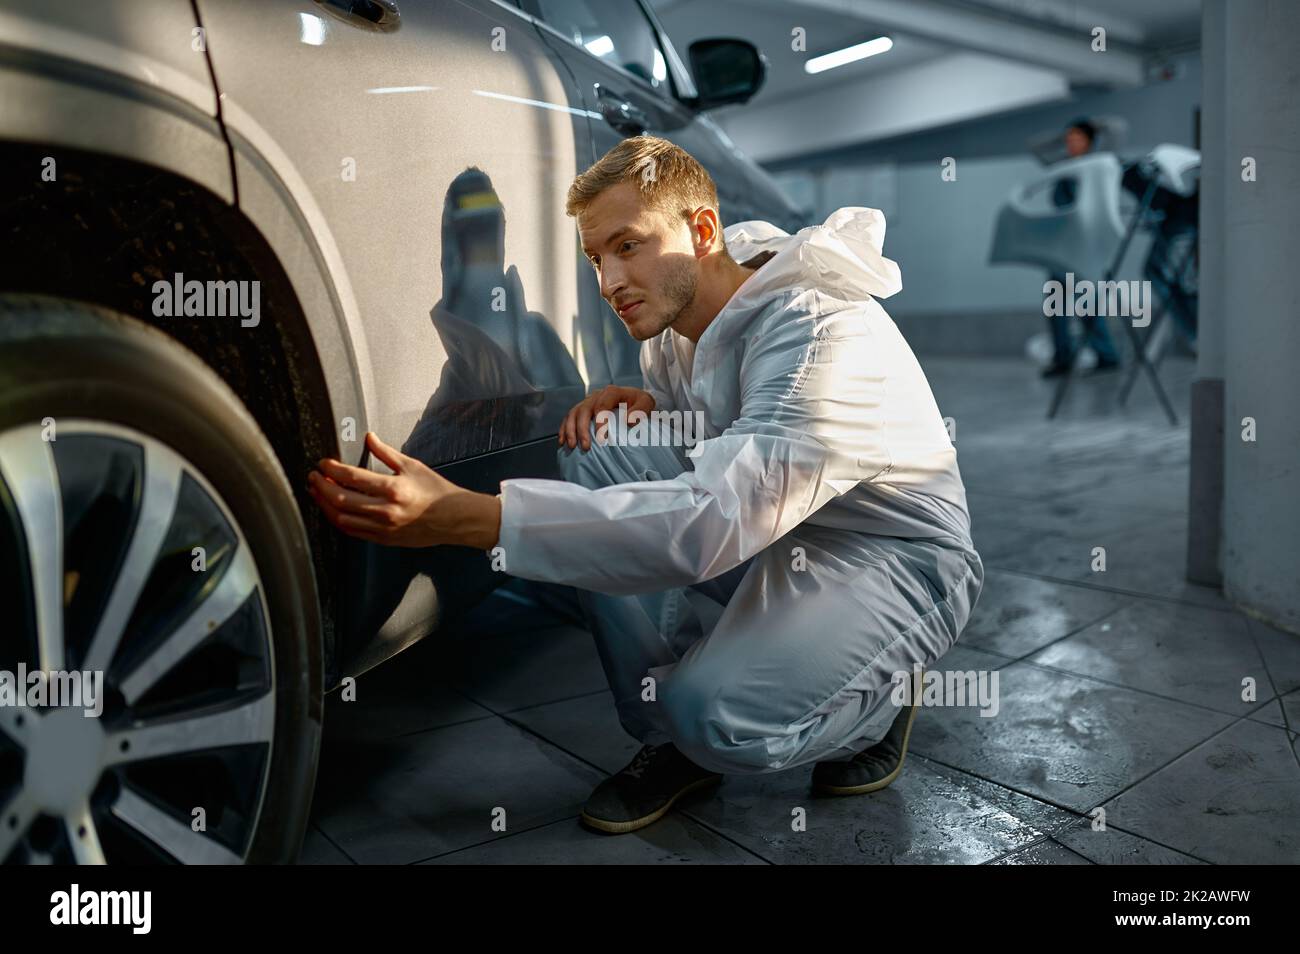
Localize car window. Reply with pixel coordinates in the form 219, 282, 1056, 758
534, 0, 669, 92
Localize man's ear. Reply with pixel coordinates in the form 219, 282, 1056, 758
688, 206, 724, 259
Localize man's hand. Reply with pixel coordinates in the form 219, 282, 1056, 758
559, 385, 656, 451
307, 432, 501, 550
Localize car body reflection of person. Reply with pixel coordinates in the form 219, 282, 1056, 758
1042, 119, 1122, 378
309, 138, 984, 836
441, 169, 583, 393
403, 168, 584, 467
345, 169, 586, 663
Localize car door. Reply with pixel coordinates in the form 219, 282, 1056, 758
197, 0, 590, 466
196, 0, 595, 668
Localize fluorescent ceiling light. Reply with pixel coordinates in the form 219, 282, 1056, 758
805, 36, 893, 74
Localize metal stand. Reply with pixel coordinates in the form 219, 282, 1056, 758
1118, 233, 1197, 407
1047, 177, 1179, 424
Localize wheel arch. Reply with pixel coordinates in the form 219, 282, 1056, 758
0, 135, 349, 681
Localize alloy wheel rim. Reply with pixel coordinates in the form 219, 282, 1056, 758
0, 420, 276, 864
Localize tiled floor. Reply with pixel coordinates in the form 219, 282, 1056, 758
301, 354, 1300, 865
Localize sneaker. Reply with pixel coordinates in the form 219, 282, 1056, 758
580, 742, 723, 834
1040, 362, 1072, 379
811, 685, 922, 796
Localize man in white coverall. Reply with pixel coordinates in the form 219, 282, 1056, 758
308, 136, 984, 835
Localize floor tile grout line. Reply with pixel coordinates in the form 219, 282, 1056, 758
495, 708, 776, 866
915, 670, 1289, 842
344, 687, 614, 743
449, 690, 775, 866
978, 837, 1052, 865
498, 687, 613, 716
911, 751, 1088, 823
982, 566, 1237, 613
1242, 617, 1296, 738
1242, 705, 1294, 730
301, 822, 358, 865
676, 807, 776, 865
322, 706, 497, 745
977, 561, 1237, 605
988, 602, 1131, 670
957, 645, 1286, 725
941, 646, 1019, 672
910, 752, 1218, 865
983, 836, 1098, 866
388, 708, 497, 740
968, 485, 1190, 508
1064, 705, 1292, 860
1050, 824, 1213, 866
920, 658, 1295, 865
898, 757, 1126, 866
322, 688, 741, 865
492, 711, 777, 866
402, 814, 592, 865
453, 619, 760, 832
970, 502, 1188, 526
1064, 823, 1216, 865
982, 819, 1209, 866
422, 682, 612, 724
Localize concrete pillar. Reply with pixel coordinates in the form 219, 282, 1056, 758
1186, 0, 1226, 587
1219, 0, 1300, 633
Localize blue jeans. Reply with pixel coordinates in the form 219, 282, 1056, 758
1047, 272, 1121, 366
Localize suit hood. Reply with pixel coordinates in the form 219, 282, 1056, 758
721, 206, 903, 314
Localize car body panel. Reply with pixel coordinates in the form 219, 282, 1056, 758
0, 0, 805, 683
197, 0, 590, 467
193, 0, 599, 670
0, 1, 230, 201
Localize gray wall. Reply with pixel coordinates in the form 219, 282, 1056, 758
1218, 0, 1300, 633
1186, 0, 1226, 588
765, 55, 1202, 325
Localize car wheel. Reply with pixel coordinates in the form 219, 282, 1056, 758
0, 295, 322, 864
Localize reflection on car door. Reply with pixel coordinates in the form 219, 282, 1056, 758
197, 0, 589, 466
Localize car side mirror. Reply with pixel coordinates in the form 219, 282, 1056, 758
686, 38, 766, 110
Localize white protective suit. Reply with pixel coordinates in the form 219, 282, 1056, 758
496, 207, 984, 774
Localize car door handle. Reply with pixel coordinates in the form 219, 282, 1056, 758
314, 0, 400, 30
595, 84, 649, 135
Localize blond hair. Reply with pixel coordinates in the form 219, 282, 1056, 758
566, 136, 724, 240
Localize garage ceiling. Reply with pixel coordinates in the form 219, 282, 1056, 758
649, 0, 1202, 161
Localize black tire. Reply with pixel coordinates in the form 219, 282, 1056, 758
0, 294, 321, 864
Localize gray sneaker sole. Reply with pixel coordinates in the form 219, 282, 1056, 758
579, 774, 723, 834
812, 696, 921, 797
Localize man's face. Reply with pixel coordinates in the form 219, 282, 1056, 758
1065, 127, 1093, 158
578, 181, 699, 341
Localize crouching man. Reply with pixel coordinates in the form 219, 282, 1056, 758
309, 136, 984, 835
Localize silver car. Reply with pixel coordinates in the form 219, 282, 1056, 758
0, 0, 799, 863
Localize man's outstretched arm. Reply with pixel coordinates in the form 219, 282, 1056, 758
308, 431, 501, 550
494, 307, 893, 595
